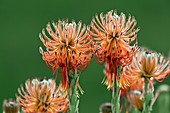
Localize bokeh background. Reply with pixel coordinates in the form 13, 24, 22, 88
0, 0, 170, 112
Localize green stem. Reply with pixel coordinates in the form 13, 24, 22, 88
111, 61, 120, 113
68, 73, 79, 113
142, 78, 153, 113
111, 77, 115, 113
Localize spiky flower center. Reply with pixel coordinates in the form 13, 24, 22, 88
61, 38, 75, 50
142, 51, 155, 76
108, 32, 119, 40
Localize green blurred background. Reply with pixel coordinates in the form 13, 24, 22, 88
0, 0, 170, 112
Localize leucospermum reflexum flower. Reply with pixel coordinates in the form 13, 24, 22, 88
39, 19, 93, 90
89, 10, 139, 65
89, 10, 140, 88
17, 78, 69, 113
122, 48, 170, 88
119, 48, 170, 113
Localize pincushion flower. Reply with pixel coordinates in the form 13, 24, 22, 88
39, 19, 93, 90
17, 79, 69, 113
90, 10, 139, 88
89, 10, 139, 66
122, 48, 170, 88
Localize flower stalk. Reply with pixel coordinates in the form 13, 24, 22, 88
111, 62, 120, 113
68, 73, 80, 113
112, 79, 120, 113
142, 78, 153, 113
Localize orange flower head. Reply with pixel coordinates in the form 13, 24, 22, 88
39, 19, 93, 90
121, 48, 170, 87
17, 78, 69, 113
89, 10, 139, 66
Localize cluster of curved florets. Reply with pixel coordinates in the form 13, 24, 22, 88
39, 19, 93, 90
39, 10, 141, 90
16, 10, 170, 113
